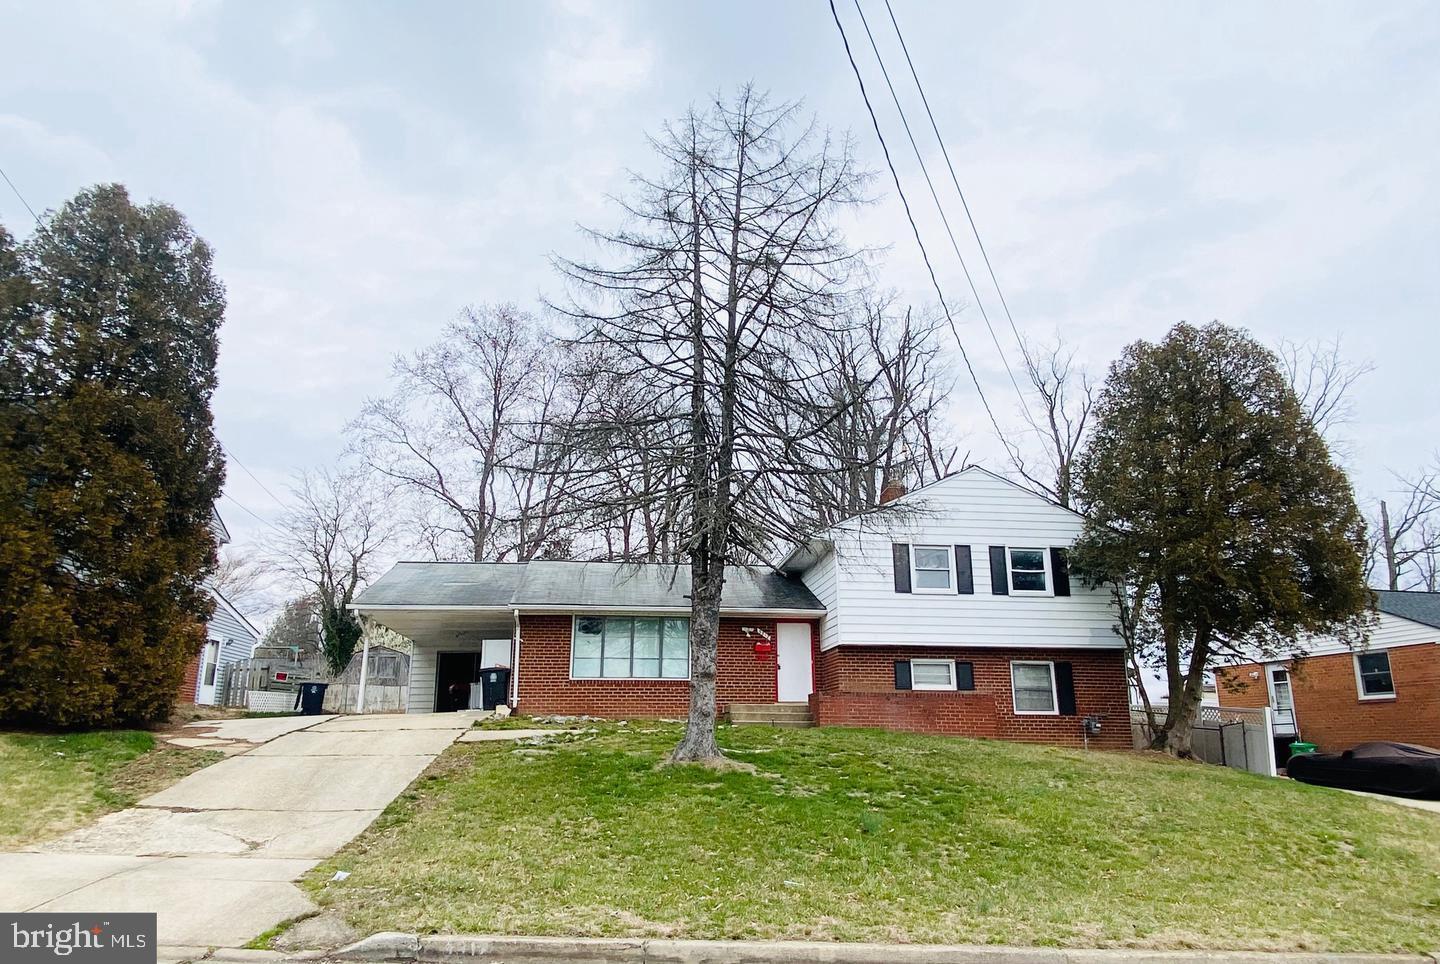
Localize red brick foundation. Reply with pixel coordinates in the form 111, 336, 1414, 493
1217, 644, 1440, 751
515, 614, 796, 717
811, 645, 1130, 748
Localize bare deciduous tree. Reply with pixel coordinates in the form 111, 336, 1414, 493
209, 547, 273, 617
267, 467, 395, 675
1374, 466, 1440, 590
1278, 336, 1374, 453
553, 88, 882, 763
799, 296, 961, 524
1009, 334, 1094, 508
351, 305, 584, 562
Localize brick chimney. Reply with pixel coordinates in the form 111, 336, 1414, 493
879, 479, 908, 504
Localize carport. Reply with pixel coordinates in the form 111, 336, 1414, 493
349, 562, 523, 713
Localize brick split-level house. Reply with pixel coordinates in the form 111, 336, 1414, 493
351, 467, 1131, 748
1216, 591, 1440, 757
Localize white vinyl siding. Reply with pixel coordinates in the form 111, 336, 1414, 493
820, 469, 1118, 650
200, 587, 261, 705
797, 548, 841, 651
1291, 611, 1440, 658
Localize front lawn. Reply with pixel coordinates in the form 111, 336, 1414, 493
308, 723, 1440, 952
0, 730, 221, 848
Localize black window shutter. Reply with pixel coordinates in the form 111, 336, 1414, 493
988, 546, 1009, 595
1055, 662, 1077, 715
954, 545, 974, 594
1051, 548, 1071, 596
894, 661, 912, 690
955, 661, 974, 691
892, 544, 912, 593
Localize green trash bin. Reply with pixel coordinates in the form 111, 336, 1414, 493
1289, 741, 1317, 756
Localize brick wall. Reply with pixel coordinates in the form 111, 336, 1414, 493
1217, 644, 1440, 751
515, 614, 795, 717
811, 645, 1130, 748
177, 644, 202, 706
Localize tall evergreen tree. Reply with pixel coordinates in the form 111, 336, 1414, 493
0, 185, 226, 727
1071, 322, 1371, 755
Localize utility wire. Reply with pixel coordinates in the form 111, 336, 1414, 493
221, 442, 289, 511
221, 490, 283, 534
827, 0, 1010, 446
849, 0, 1029, 413
882, 0, 1027, 358
0, 163, 42, 227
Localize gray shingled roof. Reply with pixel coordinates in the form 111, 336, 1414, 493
1376, 590, 1440, 631
353, 560, 823, 612
353, 562, 527, 608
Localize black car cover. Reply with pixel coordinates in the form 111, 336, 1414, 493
1287, 741, 1440, 799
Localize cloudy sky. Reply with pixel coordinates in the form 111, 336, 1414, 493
3, 0, 1437, 571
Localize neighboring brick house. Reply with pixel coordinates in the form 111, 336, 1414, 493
351, 467, 1130, 748
1216, 591, 1440, 756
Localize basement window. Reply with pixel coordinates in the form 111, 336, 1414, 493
910, 659, 956, 691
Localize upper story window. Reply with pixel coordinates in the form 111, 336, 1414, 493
572, 616, 690, 680
1007, 547, 1049, 593
1354, 651, 1395, 700
911, 545, 953, 593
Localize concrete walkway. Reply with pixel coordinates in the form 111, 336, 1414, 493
0, 712, 487, 962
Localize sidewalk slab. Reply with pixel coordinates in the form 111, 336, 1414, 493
141, 752, 435, 812
248, 727, 462, 757
40, 806, 382, 858
0, 852, 159, 911
1341, 788, 1440, 815
35, 873, 315, 948
310, 713, 478, 732
183, 715, 333, 743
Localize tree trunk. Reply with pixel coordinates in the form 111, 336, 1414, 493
1160, 624, 1212, 757
670, 553, 723, 762
1380, 499, 1399, 591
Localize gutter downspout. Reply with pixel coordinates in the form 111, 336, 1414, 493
510, 609, 521, 709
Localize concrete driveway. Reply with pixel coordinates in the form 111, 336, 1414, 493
0, 712, 481, 961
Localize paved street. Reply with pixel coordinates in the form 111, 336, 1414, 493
0, 712, 483, 961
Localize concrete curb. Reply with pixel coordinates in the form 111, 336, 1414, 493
331, 934, 1440, 964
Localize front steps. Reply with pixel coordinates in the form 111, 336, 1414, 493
728, 702, 814, 727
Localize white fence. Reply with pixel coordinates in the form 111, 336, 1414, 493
1131, 704, 1276, 777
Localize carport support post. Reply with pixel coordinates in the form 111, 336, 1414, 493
355, 634, 371, 714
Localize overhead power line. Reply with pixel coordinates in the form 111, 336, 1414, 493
221, 442, 289, 511
826, 0, 1010, 446
848, 0, 1029, 413
0, 163, 42, 227
221, 490, 283, 534
881, 0, 1028, 358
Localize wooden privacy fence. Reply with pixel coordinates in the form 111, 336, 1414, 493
1131, 703, 1277, 777
219, 647, 409, 715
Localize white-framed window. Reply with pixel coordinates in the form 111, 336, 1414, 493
910, 659, 956, 691
1354, 651, 1395, 700
1007, 547, 1050, 594
571, 615, 690, 680
911, 545, 953, 593
1011, 660, 1058, 715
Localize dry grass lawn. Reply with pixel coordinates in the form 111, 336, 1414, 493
0, 730, 221, 847
307, 722, 1440, 952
